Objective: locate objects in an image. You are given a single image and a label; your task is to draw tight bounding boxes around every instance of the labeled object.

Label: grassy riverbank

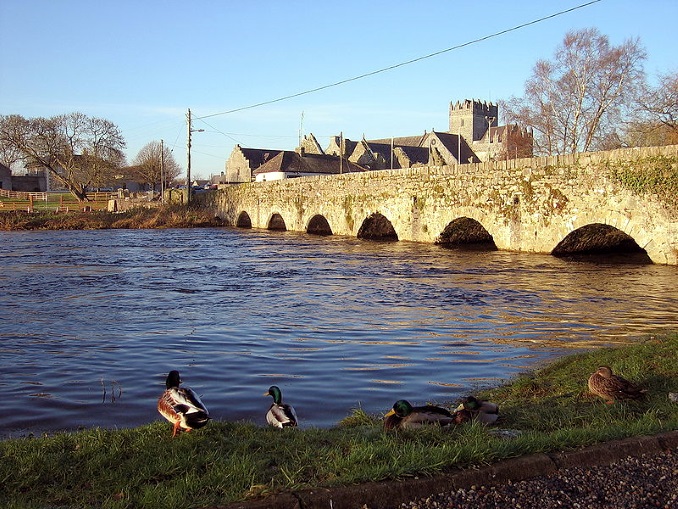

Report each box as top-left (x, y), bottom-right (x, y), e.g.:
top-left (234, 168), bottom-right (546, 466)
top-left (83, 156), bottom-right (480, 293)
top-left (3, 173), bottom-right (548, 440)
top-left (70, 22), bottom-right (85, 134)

top-left (2, 333), bottom-right (677, 508)
top-left (0, 204), bottom-right (224, 230)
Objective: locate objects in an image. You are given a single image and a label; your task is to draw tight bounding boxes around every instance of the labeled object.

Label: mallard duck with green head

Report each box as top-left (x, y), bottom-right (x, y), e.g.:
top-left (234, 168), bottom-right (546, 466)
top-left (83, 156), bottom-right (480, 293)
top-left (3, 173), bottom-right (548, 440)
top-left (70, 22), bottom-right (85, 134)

top-left (455, 395), bottom-right (500, 424)
top-left (588, 366), bottom-right (647, 404)
top-left (157, 370), bottom-right (211, 437)
top-left (264, 385), bottom-right (298, 428)
top-left (384, 399), bottom-right (465, 430)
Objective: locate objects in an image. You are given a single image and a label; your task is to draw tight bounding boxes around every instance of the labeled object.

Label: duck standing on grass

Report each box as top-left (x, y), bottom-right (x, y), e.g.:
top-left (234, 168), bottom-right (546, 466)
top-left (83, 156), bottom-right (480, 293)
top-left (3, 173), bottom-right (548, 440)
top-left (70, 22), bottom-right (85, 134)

top-left (157, 370), bottom-right (211, 437)
top-left (384, 399), bottom-right (462, 430)
top-left (264, 385), bottom-right (298, 428)
top-left (456, 396), bottom-right (500, 425)
top-left (588, 365), bottom-right (647, 404)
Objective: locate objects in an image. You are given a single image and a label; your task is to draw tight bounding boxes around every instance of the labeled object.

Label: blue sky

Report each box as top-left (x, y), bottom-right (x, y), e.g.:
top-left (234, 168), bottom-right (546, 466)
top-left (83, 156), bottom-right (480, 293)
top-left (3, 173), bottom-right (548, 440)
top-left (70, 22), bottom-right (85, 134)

top-left (1, 0), bottom-right (676, 180)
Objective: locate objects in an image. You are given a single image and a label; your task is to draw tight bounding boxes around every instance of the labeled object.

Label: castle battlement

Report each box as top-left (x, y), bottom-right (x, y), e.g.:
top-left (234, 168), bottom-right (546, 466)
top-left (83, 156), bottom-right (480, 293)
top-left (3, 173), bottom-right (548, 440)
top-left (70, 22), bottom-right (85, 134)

top-left (449, 98), bottom-right (499, 144)
top-left (450, 99), bottom-right (498, 116)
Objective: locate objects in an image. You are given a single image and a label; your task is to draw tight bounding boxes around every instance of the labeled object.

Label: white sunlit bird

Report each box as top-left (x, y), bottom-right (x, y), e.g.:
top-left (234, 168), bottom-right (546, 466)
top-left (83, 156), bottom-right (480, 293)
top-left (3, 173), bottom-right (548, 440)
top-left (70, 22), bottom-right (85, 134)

top-left (157, 370), bottom-right (211, 437)
top-left (264, 385), bottom-right (298, 428)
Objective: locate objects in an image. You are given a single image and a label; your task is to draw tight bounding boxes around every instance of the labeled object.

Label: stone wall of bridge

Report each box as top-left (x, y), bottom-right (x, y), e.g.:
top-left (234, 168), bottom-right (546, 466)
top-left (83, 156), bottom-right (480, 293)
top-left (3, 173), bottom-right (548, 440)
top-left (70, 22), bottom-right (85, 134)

top-left (201, 145), bottom-right (678, 265)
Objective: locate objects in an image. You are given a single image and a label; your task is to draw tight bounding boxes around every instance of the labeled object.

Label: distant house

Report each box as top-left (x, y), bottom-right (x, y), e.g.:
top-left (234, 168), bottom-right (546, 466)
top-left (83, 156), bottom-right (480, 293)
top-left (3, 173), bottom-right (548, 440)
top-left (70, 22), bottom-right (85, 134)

top-left (223, 98), bottom-right (532, 181)
top-left (325, 135), bottom-right (358, 159)
top-left (355, 131), bottom-right (468, 169)
top-left (347, 139), bottom-right (390, 169)
top-left (424, 131), bottom-right (470, 165)
top-left (224, 146), bottom-right (283, 184)
top-left (297, 133), bottom-right (324, 155)
top-left (0, 163), bottom-right (11, 190)
top-left (322, 100), bottom-right (531, 170)
top-left (313, 133), bottom-right (435, 170)
top-left (11, 173), bottom-right (47, 192)
top-left (448, 99), bottom-right (533, 162)
top-left (0, 162), bottom-right (48, 192)
top-left (253, 149), bottom-right (366, 182)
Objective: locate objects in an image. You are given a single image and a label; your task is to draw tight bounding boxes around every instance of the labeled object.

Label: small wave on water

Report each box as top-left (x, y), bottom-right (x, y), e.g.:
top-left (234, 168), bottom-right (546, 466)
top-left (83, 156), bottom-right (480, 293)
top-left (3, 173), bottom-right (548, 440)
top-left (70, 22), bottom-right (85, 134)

top-left (0, 227), bottom-right (676, 437)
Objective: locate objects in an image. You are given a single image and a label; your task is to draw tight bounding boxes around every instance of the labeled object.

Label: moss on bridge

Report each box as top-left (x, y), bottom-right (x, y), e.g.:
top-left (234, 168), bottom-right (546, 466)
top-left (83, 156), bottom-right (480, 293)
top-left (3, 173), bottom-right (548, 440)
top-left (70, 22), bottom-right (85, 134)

top-left (201, 145), bottom-right (678, 264)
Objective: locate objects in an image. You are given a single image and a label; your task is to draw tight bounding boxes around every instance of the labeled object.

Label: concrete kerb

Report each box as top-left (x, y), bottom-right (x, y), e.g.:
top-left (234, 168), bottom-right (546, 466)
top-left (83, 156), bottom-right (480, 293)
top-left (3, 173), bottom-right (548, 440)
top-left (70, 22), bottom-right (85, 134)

top-left (220, 431), bottom-right (678, 509)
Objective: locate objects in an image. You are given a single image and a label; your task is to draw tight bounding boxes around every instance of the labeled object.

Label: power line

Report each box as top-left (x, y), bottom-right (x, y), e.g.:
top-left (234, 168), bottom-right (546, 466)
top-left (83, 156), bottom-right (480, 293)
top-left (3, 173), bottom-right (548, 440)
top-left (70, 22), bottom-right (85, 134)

top-left (197, 0), bottom-right (602, 120)
top-left (194, 117), bottom-right (243, 145)
top-left (194, 116), bottom-right (300, 143)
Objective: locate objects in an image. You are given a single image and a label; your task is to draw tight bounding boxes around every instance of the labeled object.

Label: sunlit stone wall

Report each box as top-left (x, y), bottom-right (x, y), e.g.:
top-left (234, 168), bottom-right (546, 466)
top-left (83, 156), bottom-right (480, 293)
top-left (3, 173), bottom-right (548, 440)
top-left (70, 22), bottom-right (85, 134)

top-left (202, 145), bottom-right (678, 265)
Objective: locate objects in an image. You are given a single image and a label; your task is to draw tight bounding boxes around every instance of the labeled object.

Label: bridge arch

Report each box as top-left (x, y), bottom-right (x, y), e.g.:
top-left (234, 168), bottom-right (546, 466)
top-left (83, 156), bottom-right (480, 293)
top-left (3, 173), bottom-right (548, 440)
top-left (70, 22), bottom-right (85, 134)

top-left (552, 223), bottom-right (651, 262)
top-left (307, 214), bottom-right (332, 236)
top-left (357, 212), bottom-right (398, 241)
top-left (205, 146), bottom-right (678, 264)
top-left (268, 213), bottom-right (287, 231)
top-left (436, 217), bottom-right (497, 250)
top-left (236, 211), bottom-right (252, 228)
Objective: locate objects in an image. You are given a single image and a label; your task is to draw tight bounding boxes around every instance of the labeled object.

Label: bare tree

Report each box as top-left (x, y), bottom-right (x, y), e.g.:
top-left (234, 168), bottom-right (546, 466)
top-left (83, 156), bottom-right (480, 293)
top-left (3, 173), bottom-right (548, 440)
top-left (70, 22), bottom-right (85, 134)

top-left (642, 71), bottom-right (678, 131)
top-left (623, 70), bottom-right (678, 146)
top-left (0, 113), bottom-right (126, 200)
top-left (131, 141), bottom-right (182, 192)
top-left (505, 28), bottom-right (646, 155)
top-left (0, 135), bottom-right (23, 170)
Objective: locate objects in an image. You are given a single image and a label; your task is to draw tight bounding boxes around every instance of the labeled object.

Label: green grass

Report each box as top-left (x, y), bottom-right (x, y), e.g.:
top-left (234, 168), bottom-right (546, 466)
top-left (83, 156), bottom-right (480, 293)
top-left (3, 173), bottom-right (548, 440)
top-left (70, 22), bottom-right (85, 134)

top-left (2, 333), bottom-right (677, 508)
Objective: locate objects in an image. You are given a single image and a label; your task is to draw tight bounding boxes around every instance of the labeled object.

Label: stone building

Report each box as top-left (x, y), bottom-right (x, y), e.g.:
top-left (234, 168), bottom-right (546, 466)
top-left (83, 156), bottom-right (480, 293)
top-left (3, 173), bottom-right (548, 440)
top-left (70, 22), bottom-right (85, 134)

top-left (223, 98), bottom-right (532, 181)
top-left (11, 173), bottom-right (46, 192)
top-left (0, 163), bottom-right (11, 190)
top-left (297, 133), bottom-right (324, 155)
top-left (223, 146), bottom-right (284, 184)
top-left (449, 99), bottom-right (532, 162)
top-left (253, 149), bottom-right (365, 182)
top-left (0, 162), bottom-right (48, 192)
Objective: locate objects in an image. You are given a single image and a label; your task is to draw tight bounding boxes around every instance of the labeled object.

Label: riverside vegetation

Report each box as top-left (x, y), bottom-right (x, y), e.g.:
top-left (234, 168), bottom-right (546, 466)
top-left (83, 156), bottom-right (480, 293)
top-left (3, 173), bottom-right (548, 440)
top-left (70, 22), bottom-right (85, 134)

top-left (1, 333), bottom-right (677, 508)
top-left (0, 203), bottom-right (225, 230)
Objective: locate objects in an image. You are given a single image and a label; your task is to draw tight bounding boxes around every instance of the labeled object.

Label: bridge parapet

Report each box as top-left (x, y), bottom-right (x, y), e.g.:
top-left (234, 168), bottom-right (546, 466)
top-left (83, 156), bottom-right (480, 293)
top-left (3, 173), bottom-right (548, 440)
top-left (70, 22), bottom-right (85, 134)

top-left (202, 145), bottom-right (678, 265)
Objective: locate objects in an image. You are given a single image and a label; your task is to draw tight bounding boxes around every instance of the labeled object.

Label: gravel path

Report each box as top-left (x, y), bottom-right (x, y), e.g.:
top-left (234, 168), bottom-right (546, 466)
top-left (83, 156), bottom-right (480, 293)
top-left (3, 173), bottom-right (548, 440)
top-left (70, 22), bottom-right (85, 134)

top-left (224, 433), bottom-right (678, 509)
top-left (399, 448), bottom-right (678, 509)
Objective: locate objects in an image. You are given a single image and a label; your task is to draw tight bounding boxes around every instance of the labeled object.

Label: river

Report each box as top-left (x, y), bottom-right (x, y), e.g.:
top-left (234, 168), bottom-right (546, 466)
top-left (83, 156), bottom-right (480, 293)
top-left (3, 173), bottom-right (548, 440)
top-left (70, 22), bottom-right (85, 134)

top-left (0, 227), bottom-right (676, 438)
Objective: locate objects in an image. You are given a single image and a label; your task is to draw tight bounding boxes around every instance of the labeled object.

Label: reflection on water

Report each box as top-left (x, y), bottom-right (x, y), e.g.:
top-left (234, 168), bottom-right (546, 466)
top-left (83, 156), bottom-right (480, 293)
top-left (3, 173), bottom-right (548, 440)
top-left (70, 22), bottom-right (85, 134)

top-left (0, 228), bottom-right (676, 437)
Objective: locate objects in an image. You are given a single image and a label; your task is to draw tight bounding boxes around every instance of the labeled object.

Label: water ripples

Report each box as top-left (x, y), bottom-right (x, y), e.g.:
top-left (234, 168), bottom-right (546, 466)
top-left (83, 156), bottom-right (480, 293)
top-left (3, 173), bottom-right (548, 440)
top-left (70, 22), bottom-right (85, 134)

top-left (0, 227), bottom-right (676, 437)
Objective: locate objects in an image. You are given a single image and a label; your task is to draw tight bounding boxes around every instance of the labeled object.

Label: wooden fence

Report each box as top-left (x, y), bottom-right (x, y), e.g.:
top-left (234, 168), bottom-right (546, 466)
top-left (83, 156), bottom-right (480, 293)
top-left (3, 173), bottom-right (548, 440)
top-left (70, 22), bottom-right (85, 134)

top-left (0, 188), bottom-right (48, 201)
top-left (0, 190), bottom-right (116, 212)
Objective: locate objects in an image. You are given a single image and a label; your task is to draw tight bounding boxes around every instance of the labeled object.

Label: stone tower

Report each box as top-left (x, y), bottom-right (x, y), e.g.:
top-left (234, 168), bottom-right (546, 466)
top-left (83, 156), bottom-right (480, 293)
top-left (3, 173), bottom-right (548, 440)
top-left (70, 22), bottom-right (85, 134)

top-left (449, 99), bottom-right (498, 142)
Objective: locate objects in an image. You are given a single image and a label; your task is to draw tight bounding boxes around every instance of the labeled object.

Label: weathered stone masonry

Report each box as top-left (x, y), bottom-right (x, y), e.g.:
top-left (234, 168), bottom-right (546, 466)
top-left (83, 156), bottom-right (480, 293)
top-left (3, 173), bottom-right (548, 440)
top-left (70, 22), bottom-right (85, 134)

top-left (201, 145), bottom-right (678, 265)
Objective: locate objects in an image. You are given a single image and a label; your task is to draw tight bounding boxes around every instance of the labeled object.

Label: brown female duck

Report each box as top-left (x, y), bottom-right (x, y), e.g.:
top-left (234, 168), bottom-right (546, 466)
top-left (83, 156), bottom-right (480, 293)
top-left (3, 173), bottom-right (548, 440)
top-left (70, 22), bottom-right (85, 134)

top-left (588, 366), bottom-right (647, 404)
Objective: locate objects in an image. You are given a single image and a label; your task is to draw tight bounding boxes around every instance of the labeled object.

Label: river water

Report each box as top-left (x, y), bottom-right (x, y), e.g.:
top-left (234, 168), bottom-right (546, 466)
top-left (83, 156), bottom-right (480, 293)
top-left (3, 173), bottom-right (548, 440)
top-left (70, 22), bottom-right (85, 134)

top-left (0, 227), bottom-right (676, 438)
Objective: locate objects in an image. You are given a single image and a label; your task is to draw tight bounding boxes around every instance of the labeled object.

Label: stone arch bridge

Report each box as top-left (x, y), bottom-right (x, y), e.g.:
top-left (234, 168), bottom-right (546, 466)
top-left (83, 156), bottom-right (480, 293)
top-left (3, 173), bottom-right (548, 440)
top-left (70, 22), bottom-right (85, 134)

top-left (201, 145), bottom-right (678, 265)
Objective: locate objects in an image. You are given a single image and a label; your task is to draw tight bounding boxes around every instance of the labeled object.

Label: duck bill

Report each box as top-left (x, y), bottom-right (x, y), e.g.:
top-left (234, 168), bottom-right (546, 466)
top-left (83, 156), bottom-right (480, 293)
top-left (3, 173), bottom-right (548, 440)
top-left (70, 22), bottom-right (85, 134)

top-left (385, 409), bottom-right (396, 418)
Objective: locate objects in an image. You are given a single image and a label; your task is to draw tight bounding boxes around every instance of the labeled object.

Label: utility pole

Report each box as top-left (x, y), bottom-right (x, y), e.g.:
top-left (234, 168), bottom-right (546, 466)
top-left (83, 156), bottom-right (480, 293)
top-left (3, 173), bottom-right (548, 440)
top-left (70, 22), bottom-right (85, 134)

top-left (186, 108), bottom-right (204, 204)
top-left (299, 111), bottom-right (304, 148)
top-left (186, 109), bottom-right (192, 204)
top-left (486, 116), bottom-right (495, 162)
top-left (391, 137), bottom-right (394, 170)
top-left (339, 131), bottom-right (343, 174)
top-left (160, 139), bottom-right (165, 204)
top-left (458, 125), bottom-right (461, 165)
